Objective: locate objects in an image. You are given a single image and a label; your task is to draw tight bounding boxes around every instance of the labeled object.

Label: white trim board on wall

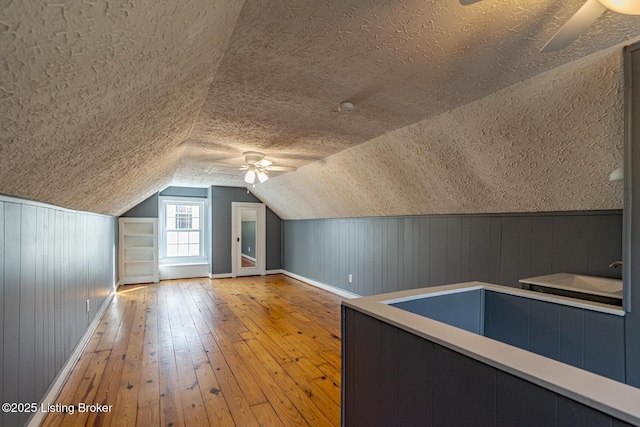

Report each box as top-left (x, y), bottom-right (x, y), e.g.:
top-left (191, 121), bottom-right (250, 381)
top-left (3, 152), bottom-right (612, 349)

top-left (280, 270), bottom-right (361, 299)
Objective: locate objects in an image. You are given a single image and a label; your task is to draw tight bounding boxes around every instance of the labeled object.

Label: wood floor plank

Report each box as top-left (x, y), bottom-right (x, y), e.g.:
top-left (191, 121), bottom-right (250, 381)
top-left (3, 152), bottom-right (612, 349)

top-left (41, 274), bottom-right (343, 427)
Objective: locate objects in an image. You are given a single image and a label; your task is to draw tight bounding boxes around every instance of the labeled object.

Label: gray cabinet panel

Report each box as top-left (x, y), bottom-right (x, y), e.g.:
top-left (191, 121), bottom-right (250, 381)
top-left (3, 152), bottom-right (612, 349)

top-left (496, 371), bottom-right (557, 427)
top-left (484, 292), bottom-right (529, 350)
top-left (433, 345), bottom-right (496, 426)
top-left (528, 299), bottom-right (560, 360)
top-left (583, 310), bottom-right (625, 382)
top-left (397, 329), bottom-right (433, 427)
top-left (558, 306), bottom-right (584, 369)
top-left (379, 323), bottom-right (398, 427)
top-left (558, 395), bottom-right (612, 427)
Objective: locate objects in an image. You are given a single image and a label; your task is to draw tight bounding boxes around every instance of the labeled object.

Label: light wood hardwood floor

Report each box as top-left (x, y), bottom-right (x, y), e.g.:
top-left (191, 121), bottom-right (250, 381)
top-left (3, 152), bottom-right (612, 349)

top-left (41, 274), bottom-right (344, 426)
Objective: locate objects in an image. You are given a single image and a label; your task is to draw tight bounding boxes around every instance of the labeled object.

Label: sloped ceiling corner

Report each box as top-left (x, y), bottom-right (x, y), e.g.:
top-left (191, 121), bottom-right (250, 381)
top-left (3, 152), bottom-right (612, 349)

top-left (253, 48), bottom-right (625, 220)
top-left (0, 0), bottom-right (245, 216)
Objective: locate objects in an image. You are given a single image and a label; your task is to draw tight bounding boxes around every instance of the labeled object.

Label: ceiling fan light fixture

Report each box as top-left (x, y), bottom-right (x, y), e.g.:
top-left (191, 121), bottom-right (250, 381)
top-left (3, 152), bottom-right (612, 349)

top-left (598, 0), bottom-right (640, 14)
top-left (257, 170), bottom-right (269, 183)
top-left (244, 169), bottom-right (256, 184)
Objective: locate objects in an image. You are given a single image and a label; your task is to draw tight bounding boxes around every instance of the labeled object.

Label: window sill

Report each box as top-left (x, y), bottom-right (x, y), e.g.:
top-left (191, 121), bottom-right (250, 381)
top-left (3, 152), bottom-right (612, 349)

top-left (159, 257), bottom-right (208, 267)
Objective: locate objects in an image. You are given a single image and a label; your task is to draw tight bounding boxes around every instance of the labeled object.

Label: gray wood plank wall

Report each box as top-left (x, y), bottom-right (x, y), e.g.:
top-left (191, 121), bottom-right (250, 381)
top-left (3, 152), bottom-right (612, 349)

top-left (284, 211), bottom-right (622, 297)
top-left (343, 307), bottom-right (634, 427)
top-left (0, 199), bottom-right (116, 427)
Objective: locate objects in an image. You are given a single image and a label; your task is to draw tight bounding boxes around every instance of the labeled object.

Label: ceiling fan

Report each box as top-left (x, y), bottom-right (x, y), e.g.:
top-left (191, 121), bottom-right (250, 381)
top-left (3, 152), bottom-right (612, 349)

top-left (460, 0), bottom-right (640, 52)
top-left (208, 151), bottom-right (297, 184)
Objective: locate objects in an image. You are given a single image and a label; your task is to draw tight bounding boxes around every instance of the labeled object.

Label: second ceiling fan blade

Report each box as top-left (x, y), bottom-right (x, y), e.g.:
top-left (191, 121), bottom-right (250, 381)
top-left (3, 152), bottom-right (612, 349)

top-left (541, 0), bottom-right (607, 52)
top-left (264, 165), bottom-right (298, 172)
top-left (459, 0), bottom-right (483, 5)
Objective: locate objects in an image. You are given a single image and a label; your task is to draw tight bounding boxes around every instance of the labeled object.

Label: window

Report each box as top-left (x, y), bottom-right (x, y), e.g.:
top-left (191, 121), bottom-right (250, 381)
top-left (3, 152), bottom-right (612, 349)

top-left (160, 197), bottom-right (207, 261)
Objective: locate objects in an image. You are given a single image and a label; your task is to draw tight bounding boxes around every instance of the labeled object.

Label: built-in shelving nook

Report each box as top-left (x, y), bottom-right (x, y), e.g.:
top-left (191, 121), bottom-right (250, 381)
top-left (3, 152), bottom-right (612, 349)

top-left (119, 217), bottom-right (159, 284)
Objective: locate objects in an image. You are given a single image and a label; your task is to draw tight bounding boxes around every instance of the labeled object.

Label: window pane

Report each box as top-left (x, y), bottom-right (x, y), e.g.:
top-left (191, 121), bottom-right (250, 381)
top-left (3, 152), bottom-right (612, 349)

top-left (192, 218), bottom-right (200, 230)
top-left (167, 245), bottom-right (178, 257)
top-left (177, 245), bottom-right (189, 256)
top-left (166, 215), bottom-right (176, 230)
top-left (189, 232), bottom-right (199, 244)
top-left (167, 205), bottom-right (176, 216)
top-left (188, 244), bottom-right (200, 256)
top-left (167, 232), bottom-right (178, 244)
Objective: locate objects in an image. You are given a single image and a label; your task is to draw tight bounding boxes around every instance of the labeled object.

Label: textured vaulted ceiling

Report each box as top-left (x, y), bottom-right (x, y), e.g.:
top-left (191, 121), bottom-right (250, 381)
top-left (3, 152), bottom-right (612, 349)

top-left (1, 0), bottom-right (638, 217)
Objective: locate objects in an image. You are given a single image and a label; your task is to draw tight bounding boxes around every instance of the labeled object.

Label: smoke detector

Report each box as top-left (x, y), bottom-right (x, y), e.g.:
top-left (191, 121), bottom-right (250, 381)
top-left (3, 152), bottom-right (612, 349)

top-left (338, 101), bottom-right (354, 113)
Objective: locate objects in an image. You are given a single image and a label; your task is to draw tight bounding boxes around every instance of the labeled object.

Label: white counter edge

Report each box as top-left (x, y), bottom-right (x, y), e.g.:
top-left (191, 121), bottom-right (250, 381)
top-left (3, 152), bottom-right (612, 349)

top-left (343, 282), bottom-right (638, 425)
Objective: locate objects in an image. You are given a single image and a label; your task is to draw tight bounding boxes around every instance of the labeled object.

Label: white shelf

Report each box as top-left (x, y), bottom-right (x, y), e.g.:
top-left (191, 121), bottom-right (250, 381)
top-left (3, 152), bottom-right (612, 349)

top-left (119, 218), bottom-right (158, 285)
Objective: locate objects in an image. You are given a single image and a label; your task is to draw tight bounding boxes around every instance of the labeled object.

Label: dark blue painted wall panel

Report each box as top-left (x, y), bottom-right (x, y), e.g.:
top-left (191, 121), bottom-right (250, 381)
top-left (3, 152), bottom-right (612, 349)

top-left (343, 306), bottom-right (632, 427)
top-left (283, 211), bottom-right (621, 297)
top-left (484, 291), bottom-right (625, 383)
top-left (390, 289), bottom-right (483, 334)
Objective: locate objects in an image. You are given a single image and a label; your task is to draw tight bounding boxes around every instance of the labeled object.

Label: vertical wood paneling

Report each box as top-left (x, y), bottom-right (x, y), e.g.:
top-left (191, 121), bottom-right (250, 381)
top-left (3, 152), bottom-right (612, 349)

top-left (0, 198), bottom-right (117, 426)
top-left (460, 217), bottom-right (471, 283)
top-left (429, 218), bottom-right (447, 286)
top-left (583, 310), bottom-right (625, 382)
top-left (374, 220), bottom-right (383, 295)
top-left (403, 218), bottom-right (414, 291)
top-left (0, 202), bottom-right (4, 412)
top-left (363, 219), bottom-right (374, 296)
top-left (419, 217), bottom-right (430, 287)
top-left (35, 207), bottom-right (46, 399)
top-left (500, 217), bottom-right (520, 287)
top-left (588, 214), bottom-right (623, 278)
top-left (530, 216), bottom-right (553, 276)
top-left (46, 209), bottom-right (56, 386)
top-left (518, 217), bottom-right (533, 282)
top-left (379, 323), bottom-right (398, 427)
top-left (489, 217), bottom-right (502, 284)
top-left (19, 205), bottom-right (37, 422)
top-left (283, 211), bottom-right (621, 298)
top-left (3, 203), bottom-right (21, 427)
top-left (469, 217), bottom-right (491, 282)
top-left (559, 306), bottom-right (584, 370)
top-left (446, 217), bottom-right (462, 284)
top-left (387, 218), bottom-right (399, 293)
top-left (552, 215), bottom-right (589, 274)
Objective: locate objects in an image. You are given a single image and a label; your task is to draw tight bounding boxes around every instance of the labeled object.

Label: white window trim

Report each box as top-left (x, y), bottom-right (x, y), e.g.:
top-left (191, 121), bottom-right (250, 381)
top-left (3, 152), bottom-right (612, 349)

top-left (159, 196), bottom-right (208, 265)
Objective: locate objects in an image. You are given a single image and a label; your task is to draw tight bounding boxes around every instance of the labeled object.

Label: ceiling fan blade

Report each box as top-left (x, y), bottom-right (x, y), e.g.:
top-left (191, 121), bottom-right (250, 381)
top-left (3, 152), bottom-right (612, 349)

top-left (459, 0), bottom-right (482, 5)
top-left (541, 0), bottom-right (606, 52)
top-left (255, 159), bottom-right (273, 168)
top-left (207, 162), bottom-right (247, 171)
top-left (263, 165), bottom-right (297, 172)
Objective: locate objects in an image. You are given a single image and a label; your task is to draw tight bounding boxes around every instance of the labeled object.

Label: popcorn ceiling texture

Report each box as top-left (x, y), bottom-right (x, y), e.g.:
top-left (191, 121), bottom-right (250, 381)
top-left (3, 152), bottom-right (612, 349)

top-left (0, 0), bottom-right (636, 217)
top-left (0, 0), bottom-right (244, 215)
top-left (253, 49), bottom-right (625, 219)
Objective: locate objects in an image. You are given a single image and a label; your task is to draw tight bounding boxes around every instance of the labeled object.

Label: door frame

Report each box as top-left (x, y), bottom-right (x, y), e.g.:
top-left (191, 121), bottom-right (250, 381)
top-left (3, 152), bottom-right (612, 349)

top-left (231, 202), bottom-right (266, 277)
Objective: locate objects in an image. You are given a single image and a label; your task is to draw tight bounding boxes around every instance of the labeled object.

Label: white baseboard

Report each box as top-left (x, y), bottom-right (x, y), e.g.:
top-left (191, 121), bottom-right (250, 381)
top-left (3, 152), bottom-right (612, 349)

top-left (266, 269), bottom-right (284, 275)
top-left (209, 273), bottom-right (233, 279)
top-left (280, 270), bottom-right (361, 299)
top-left (27, 289), bottom-right (116, 427)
